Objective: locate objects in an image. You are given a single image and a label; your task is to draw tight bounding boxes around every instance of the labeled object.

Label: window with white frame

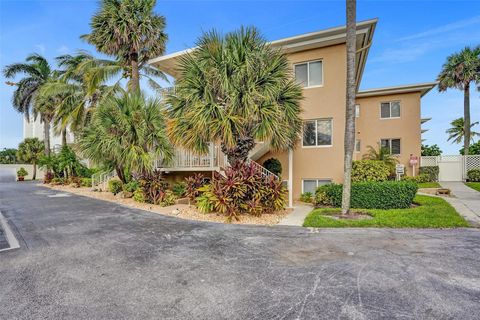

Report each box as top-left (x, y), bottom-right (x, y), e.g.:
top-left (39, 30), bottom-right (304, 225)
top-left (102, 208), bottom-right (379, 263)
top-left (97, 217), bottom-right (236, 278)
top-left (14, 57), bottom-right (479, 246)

top-left (381, 138), bottom-right (401, 155)
top-left (302, 179), bottom-right (332, 194)
top-left (294, 60), bottom-right (323, 87)
top-left (355, 104), bottom-right (360, 118)
top-left (380, 101), bottom-right (400, 119)
top-left (302, 119), bottom-right (332, 147)
top-left (355, 139), bottom-right (361, 152)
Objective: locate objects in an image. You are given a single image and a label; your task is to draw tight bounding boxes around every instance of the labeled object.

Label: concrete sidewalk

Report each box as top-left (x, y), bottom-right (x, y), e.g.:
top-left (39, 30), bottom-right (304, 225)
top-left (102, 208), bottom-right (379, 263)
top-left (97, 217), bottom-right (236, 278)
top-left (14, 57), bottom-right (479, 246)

top-left (278, 203), bottom-right (313, 226)
top-left (439, 181), bottom-right (480, 226)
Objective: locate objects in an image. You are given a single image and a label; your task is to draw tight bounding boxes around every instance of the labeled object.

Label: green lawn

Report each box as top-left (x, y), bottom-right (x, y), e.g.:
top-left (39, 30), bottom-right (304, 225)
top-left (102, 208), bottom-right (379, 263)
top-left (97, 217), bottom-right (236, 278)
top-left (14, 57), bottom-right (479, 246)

top-left (418, 182), bottom-right (441, 188)
top-left (303, 195), bottom-right (469, 228)
top-left (465, 182), bottom-right (480, 192)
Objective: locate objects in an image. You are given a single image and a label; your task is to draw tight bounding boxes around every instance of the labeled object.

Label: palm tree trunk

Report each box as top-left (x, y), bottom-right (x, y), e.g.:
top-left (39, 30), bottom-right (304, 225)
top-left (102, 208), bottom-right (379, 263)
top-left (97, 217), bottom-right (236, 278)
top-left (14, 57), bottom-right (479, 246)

top-left (464, 83), bottom-right (471, 155)
top-left (32, 161), bottom-right (37, 180)
top-left (221, 135), bottom-right (256, 166)
top-left (43, 118), bottom-right (51, 157)
top-left (341, 0), bottom-right (357, 215)
top-left (129, 52), bottom-right (140, 92)
top-left (115, 166), bottom-right (126, 183)
top-left (62, 128), bottom-right (67, 146)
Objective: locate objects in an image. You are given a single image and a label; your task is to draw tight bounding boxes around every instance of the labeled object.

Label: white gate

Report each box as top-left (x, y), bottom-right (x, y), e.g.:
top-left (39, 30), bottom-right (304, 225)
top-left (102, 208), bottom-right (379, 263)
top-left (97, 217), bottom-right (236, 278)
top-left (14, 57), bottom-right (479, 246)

top-left (438, 155), bottom-right (463, 181)
top-left (420, 155), bottom-right (480, 182)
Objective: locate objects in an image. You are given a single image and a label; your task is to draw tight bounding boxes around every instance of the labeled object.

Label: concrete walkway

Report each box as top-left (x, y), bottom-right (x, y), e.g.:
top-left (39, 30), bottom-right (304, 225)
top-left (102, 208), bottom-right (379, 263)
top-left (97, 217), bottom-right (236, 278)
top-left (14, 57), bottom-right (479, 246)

top-left (439, 181), bottom-right (480, 226)
top-left (278, 203), bottom-right (313, 226)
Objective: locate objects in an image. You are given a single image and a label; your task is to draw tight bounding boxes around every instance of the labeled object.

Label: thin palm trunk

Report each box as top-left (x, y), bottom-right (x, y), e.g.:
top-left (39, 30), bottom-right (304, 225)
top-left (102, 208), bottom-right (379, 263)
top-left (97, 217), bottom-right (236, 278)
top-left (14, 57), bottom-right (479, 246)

top-left (62, 128), bottom-right (67, 146)
top-left (130, 52), bottom-right (140, 92)
top-left (43, 118), bottom-right (51, 157)
top-left (341, 0), bottom-right (357, 215)
top-left (464, 83), bottom-right (471, 155)
top-left (32, 161), bottom-right (37, 180)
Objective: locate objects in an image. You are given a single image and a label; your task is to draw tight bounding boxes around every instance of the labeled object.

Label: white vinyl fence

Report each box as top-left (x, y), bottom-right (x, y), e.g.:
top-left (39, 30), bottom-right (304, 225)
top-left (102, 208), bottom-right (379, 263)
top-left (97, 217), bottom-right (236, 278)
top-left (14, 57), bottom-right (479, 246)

top-left (420, 155), bottom-right (480, 181)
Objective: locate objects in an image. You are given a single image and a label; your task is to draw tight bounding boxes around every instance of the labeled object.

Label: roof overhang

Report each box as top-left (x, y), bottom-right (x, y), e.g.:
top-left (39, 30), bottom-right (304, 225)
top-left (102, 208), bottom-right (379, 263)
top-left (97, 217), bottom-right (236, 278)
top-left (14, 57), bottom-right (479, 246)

top-left (356, 82), bottom-right (438, 98)
top-left (148, 18), bottom-right (378, 88)
top-left (421, 117), bottom-right (432, 124)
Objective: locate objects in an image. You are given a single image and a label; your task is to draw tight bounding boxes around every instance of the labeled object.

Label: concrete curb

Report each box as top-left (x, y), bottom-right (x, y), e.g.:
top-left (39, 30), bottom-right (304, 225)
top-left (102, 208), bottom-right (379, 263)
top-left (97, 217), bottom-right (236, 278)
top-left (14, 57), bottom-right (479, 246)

top-left (0, 211), bottom-right (20, 252)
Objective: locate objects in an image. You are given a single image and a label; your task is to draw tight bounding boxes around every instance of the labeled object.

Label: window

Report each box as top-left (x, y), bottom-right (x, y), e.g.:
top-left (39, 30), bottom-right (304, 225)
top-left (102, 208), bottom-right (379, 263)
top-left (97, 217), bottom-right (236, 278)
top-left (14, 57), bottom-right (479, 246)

top-left (355, 139), bottom-right (361, 152)
top-left (302, 119), bottom-right (332, 147)
top-left (355, 104), bottom-right (360, 118)
top-left (295, 60), bottom-right (323, 87)
top-left (381, 138), bottom-right (401, 155)
top-left (380, 101), bottom-right (400, 119)
top-left (302, 179), bottom-right (331, 194)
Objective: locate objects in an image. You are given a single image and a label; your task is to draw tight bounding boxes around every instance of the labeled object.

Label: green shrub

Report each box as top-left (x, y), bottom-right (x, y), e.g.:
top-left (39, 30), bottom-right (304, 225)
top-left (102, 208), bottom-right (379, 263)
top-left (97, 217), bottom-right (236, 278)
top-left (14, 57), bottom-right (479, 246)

top-left (50, 177), bottom-right (65, 185)
top-left (160, 190), bottom-right (177, 207)
top-left (172, 182), bottom-right (186, 197)
top-left (263, 158), bottom-right (282, 176)
top-left (133, 188), bottom-right (146, 203)
top-left (401, 173), bottom-right (430, 184)
top-left (314, 186), bottom-right (332, 206)
top-left (16, 167), bottom-right (28, 178)
top-left (300, 192), bottom-right (313, 203)
top-left (81, 178), bottom-right (92, 187)
top-left (315, 181), bottom-right (418, 210)
top-left (351, 160), bottom-right (390, 182)
top-left (419, 166), bottom-right (439, 182)
top-left (467, 169), bottom-right (480, 182)
top-left (108, 179), bottom-right (123, 195)
top-left (123, 180), bottom-right (139, 192)
top-left (196, 185), bottom-right (215, 213)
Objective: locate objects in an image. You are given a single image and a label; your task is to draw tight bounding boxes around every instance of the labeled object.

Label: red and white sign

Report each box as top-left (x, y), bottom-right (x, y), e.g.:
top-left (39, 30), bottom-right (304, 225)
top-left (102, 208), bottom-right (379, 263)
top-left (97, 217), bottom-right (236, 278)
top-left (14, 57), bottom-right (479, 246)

top-left (409, 155), bottom-right (418, 166)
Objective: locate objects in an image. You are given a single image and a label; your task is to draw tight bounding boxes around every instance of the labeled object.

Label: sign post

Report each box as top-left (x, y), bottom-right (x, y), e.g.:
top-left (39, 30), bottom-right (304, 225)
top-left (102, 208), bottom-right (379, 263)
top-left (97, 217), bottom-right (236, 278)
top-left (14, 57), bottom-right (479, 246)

top-left (409, 154), bottom-right (418, 177)
top-left (396, 164), bottom-right (405, 181)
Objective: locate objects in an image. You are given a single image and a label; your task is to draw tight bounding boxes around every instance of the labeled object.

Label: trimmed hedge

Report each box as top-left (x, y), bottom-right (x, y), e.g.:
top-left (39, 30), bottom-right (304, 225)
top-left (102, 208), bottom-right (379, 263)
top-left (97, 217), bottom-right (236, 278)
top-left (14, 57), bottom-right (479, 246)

top-left (315, 181), bottom-right (418, 210)
top-left (351, 160), bottom-right (390, 182)
top-left (401, 173), bottom-right (431, 184)
top-left (419, 166), bottom-right (439, 182)
top-left (467, 169), bottom-right (480, 182)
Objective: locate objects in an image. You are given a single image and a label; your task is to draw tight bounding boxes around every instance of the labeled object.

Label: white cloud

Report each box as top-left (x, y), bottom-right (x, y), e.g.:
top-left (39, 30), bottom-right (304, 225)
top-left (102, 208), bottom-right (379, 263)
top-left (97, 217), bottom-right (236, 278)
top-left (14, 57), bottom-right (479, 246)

top-left (34, 43), bottom-right (46, 55)
top-left (57, 45), bottom-right (70, 54)
top-left (396, 15), bottom-right (480, 42)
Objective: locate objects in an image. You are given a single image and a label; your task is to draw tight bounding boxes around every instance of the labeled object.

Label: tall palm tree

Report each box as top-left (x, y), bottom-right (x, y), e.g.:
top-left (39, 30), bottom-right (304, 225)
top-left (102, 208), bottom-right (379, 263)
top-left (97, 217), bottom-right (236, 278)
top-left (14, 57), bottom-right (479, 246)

top-left (168, 27), bottom-right (303, 165)
top-left (342, 0), bottom-right (357, 215)
top-left (446, 117), bottom-right (480, 144)
top-left (77, 92), bottom-right (173, 183)
top-left (40, 52), bottom-right (122, 140)
top-left (437, 46), bottom-right (480, 155)
top-left (3, 53), bottom-right (55, 156)
top-left (81, 0), bottom-right (168, 92)
top-left (16, 138), bottom-right (44, 180)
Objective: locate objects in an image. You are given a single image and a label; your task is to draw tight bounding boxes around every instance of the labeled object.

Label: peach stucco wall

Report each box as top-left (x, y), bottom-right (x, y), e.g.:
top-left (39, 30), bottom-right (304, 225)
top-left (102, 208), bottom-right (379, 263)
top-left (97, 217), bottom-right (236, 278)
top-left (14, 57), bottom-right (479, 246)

top-left (355, 92), bottom-right (422, 177)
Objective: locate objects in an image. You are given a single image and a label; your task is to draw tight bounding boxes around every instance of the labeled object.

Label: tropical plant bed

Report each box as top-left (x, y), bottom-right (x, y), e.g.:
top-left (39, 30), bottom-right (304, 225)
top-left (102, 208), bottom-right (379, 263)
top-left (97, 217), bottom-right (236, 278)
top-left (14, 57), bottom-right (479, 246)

top-left (42, 184), bottom-right (289, 225)
top-left (303, 195), bottom-right (469, 228)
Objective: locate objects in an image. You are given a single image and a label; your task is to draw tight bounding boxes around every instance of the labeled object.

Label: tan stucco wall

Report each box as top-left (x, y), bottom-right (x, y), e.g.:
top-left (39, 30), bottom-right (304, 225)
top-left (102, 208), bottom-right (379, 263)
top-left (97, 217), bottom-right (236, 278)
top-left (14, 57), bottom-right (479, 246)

top-left (287, 44), bottom-right (347, 199)
top-left (355, 92), bottom-right (422, 177)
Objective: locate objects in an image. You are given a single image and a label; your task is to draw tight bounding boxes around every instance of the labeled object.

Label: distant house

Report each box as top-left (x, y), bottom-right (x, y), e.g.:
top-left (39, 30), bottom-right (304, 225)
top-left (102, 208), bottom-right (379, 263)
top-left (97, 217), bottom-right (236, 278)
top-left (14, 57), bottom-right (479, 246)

top-left (149, 19), bottom-right (435, 205)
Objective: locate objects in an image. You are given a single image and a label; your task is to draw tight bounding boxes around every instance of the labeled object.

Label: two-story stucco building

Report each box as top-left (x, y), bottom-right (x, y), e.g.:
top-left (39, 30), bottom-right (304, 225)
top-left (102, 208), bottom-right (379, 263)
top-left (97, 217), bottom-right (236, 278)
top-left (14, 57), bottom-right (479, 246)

top-left (149, 19), bottom-right (436, 206)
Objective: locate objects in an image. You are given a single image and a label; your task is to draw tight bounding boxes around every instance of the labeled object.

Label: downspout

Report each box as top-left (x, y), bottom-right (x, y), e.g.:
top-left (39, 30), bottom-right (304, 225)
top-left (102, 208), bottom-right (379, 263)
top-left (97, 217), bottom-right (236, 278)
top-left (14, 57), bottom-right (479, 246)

top-left (288, 149), bottom-right (293, 208)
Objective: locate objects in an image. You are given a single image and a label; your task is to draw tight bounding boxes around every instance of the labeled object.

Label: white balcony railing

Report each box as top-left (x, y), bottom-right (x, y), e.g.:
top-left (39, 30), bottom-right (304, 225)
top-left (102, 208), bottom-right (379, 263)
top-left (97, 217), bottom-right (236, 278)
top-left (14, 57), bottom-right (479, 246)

top-left (155, 144), bottom-right (228, 170)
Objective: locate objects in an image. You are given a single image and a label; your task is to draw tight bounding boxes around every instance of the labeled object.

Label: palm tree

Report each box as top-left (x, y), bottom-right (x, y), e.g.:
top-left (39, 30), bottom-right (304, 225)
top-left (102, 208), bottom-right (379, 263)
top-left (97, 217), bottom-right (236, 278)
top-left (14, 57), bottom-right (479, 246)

top-left (342, 0), bottom-right (357, 215)
top-left (3, 53), bottom-right (56, 156)
top-left (39, 52), bottom-right (122, 140)
top-left (77, 92), bottom-right (173, 183)
top-left (437, 46), bottom-right (480, 155)
top-left (362, 144), bottom-right (399, 172)
top-left (168, 27), bottom-right (303, 165)
top-left (16, 138), bottom-right (44, 180)
top-left (446, 117), bottom-right (480, 144)
top-left (81, 0), bottom-right (168, 92)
